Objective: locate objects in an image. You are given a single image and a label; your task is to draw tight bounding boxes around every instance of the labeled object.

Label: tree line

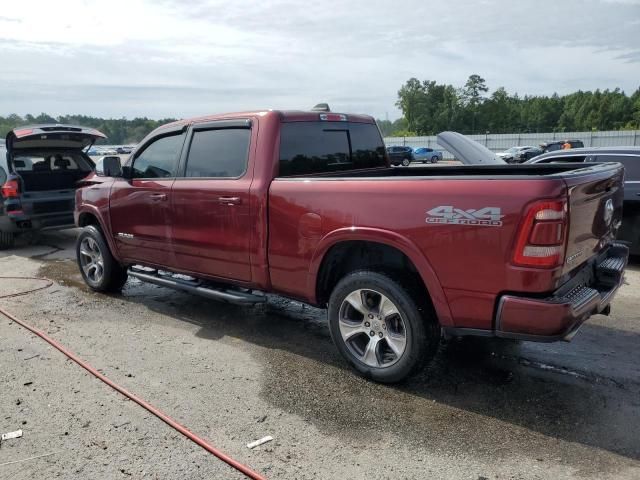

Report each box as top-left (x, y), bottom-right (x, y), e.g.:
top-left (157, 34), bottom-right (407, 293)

top-left (378, 75), bottom-right (640, 137)
top-left (0, 113), bottom-right (177, 144)
top-left (3, 77), bottom-right (639, 143)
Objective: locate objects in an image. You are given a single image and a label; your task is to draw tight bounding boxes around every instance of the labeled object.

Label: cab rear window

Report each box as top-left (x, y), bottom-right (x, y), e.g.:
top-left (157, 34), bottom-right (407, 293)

top-left (279, 122), bottom-right (386, 176)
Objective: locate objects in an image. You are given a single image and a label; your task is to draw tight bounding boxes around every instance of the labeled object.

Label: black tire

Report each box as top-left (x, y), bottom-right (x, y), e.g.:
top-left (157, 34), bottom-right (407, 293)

top-left (422, 160), bottom-right (427, 164)
top-left (328, 270), bottom-right (440, 383)
top-left (401, 157), bottom-right (411, 167)
top-left (76, 225), bottom-right (128, 292)
top-left (0, 231), bottom-right (15, 250)
top-left (431, 156), bottom-right (438, 163)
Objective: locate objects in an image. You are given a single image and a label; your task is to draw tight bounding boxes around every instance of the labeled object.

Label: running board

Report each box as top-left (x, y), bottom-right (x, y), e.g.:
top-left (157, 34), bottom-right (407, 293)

top-left (128, 269), bottom-right (266, 305)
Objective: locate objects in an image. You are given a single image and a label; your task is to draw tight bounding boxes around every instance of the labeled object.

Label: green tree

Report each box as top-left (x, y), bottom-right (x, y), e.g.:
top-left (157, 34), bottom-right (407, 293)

top-left (461, 74), bottom-right (488, 133)
top-left (395, 78), bottom-right (427, 133)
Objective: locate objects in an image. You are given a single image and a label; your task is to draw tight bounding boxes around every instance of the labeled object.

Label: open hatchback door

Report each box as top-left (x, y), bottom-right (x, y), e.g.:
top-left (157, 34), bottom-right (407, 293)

top-left (0, 124), bottom-right (106, 248)
top-left (6, 125), bottom-right (106, 152)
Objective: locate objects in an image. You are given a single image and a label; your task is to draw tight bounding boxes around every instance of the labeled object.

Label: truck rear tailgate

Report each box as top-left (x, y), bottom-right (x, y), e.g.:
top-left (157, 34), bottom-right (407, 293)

top-left (562, 163), bottom-right (625, 275)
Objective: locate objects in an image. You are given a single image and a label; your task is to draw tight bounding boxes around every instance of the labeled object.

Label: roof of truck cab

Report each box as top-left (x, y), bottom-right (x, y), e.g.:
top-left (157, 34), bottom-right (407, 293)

top-left (158, 110), bottom-right (376, 130)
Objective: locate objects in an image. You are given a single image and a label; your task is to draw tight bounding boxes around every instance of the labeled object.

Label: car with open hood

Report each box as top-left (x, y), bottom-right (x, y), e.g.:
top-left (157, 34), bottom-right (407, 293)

top-left (0, 124), bottom-right (105, 249)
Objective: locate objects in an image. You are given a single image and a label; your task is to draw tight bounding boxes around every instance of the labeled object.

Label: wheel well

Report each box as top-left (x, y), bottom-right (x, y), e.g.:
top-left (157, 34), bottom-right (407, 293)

top-left (316, 241), bottom-right (427, 306)
top-left (78, 212), bottom-right (101, 228)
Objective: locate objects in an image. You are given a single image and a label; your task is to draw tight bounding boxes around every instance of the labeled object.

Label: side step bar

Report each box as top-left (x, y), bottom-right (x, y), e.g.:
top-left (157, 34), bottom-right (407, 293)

top-left (128, 269), bottom-right (266, 305)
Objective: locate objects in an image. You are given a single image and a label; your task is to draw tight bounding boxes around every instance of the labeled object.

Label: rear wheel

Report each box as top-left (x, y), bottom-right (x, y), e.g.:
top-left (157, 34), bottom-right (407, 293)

top-left (431, 156), bottom-right (438, 163)
top-left (0, 231), bottom-right (15, 250)
top-left (328, 270), bottom-right (440, 383)
top-left (77, 225), bottom-right (128, 292)
top-left (402, 157), bottom-right (411, 167)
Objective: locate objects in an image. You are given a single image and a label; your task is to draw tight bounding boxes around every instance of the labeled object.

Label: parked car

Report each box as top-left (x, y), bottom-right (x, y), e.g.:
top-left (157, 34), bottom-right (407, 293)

top-left (116, 146), bottom-right (133, 154)
top-left (386, 146), bottom-right (414, 166)
top-left (496, 146), bottom-right (535, 163)
top-left (541, 139), bottom-right (584, 153)
top-left (525, 147), bottom-right (640, 255)
top-left (0, 125), bottom-right (104, 249)
top-left (512, 146), bottom-right (544, 163)
top-left (86, 147), bottom-right (104, 156)
top-left (0, 141), bottom-right (7, 185)
top-left (74, 112), bottom-right (627, 383)
top-left (413, 147), bottom-right (443, 163)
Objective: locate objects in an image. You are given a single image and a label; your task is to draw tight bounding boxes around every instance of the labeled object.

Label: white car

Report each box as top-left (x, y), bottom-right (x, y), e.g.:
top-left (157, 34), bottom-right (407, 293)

top-left (496, 146), bottom-right (535, 163)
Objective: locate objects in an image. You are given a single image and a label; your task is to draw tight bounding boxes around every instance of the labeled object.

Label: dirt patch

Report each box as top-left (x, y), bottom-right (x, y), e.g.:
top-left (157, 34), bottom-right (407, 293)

top-left (38, 259), bottom-right (88, 290)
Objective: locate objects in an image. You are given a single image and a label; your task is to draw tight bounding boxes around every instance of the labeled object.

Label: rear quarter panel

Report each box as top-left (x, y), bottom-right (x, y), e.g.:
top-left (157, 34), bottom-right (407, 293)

top-left (268, 176), bottom-right (567, 329)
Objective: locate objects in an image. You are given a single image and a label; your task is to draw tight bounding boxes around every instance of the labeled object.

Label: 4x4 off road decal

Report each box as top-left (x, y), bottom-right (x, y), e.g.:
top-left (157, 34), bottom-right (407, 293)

top-left (426, 206), bottom-right (504, 227)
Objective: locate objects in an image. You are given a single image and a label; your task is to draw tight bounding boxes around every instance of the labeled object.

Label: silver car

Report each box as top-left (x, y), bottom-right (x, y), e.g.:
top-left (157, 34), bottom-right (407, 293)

top-left (413, 147), bottom-right (443, 163)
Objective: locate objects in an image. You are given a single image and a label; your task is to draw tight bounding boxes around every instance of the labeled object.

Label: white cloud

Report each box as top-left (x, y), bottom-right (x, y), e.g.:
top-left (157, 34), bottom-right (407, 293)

top-left (0, 0), bottom-right (638, 119)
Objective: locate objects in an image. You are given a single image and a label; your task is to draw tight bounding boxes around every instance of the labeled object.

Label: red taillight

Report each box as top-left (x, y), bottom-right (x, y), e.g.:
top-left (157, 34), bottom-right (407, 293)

top-left (13, 128), bottom-right (34, 138)
top-left (1, 179), bottom-right (20, 199)
top-left (513, 200), bottom-right (567, 268)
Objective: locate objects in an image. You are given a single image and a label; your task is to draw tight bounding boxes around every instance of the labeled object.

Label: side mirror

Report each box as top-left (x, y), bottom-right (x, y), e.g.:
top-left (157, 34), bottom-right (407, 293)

top-left (102, 156), bottom-right (123, 177)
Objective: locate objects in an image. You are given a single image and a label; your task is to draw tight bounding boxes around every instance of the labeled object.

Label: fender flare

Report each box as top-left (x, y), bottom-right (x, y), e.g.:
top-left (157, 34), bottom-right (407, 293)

top-left (76, 205), bottom-right (122, 263)
top-left (308, 227), bottom-right (453, 327)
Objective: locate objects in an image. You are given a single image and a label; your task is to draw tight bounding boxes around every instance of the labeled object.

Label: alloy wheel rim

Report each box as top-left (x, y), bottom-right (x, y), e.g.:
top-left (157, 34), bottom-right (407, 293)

top-left (79, 237), bottom-right (105, 284)
top-left (338, 289), bottom-right (408, 368)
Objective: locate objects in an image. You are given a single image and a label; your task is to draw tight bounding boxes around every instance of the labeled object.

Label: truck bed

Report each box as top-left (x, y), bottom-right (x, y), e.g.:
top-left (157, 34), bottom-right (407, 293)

top-left (286, 162), bottom-right (619, 179)
top-left (268, 161), bottom-right (625, 332)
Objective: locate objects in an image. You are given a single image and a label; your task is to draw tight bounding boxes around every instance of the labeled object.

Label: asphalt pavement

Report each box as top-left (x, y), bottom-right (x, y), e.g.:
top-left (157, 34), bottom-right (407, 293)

top-left (1, 229), bottom-right (639, 479)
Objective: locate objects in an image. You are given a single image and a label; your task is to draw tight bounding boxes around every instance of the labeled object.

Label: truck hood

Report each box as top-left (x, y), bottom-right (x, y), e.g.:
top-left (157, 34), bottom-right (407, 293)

top-left (6, 125), bottom-right (106, 152)
top-left (437, 131), bottom-right (506, 165)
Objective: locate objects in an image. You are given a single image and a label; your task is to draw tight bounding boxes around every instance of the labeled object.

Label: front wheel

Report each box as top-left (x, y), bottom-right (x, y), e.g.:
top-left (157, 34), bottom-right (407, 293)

top-left (328, 270), bottom-right (440, 383)
top-left (401, 157), bottom-right (411, 167)
top-left (77, 225), bottom-right (128, 292)
top-left (431, 156), bottom-right (439, 163)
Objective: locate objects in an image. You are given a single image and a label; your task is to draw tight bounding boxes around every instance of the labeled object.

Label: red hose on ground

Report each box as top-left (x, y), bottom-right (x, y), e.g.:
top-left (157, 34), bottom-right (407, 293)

top-left (0, 276), bottom-right (266, 480)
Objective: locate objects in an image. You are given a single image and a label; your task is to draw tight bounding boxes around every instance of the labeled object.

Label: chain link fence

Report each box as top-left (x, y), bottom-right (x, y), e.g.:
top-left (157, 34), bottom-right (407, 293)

top-left (384, 130), bottom-right (640, 159)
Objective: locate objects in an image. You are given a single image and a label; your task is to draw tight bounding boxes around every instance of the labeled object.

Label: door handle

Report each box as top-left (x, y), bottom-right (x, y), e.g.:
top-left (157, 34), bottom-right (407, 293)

top-left (218, 196), bottom-right (242, 205)
top-left (149, 193), bottom-right (168, 201)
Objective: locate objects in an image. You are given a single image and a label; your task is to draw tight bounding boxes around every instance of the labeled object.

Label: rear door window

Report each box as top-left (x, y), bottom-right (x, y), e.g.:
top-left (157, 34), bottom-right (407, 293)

top-left (537, 155), bottom-right (586, 164)
top-left (184, 128), bottom-right (251, 178)
top-left (132, 132), bottom-right (185, 179)
top-left (597, 155), bottom-right (640, 180)
top-left (279, 122), bottom-right (386, 176)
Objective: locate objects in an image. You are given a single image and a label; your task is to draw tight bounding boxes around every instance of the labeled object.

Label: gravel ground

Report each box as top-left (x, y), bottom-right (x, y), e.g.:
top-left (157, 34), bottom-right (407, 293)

top-left (1, 229), bottom-right (639, 479)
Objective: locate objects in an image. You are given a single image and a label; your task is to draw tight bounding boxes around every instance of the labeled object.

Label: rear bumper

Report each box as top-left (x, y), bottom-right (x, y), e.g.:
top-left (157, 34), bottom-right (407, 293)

top-left (495, 243), bottom-right (629, 341)
top-left (0, 212), bottom-right (75, 233)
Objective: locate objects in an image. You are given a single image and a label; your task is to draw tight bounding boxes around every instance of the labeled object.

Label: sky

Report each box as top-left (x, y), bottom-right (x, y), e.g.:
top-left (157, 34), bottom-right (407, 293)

top-left (1, 0), bottom-right (639, 120)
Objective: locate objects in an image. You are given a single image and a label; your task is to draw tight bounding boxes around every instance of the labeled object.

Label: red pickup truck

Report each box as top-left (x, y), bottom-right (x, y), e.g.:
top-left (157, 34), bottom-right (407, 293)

top-left (74, 110), bottom-right (628, 383)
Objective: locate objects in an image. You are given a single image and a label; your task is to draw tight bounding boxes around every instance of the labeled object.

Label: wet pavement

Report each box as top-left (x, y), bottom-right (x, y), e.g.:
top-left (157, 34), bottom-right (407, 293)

top-left (1, 229), bottom-right (639, 479)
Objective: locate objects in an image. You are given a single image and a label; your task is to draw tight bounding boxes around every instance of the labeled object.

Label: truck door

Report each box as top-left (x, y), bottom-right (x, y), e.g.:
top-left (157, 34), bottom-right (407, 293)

top-left (109, 128), bottom-right (186, 266)
top-left (169, 120), bottom-right (253, 282)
